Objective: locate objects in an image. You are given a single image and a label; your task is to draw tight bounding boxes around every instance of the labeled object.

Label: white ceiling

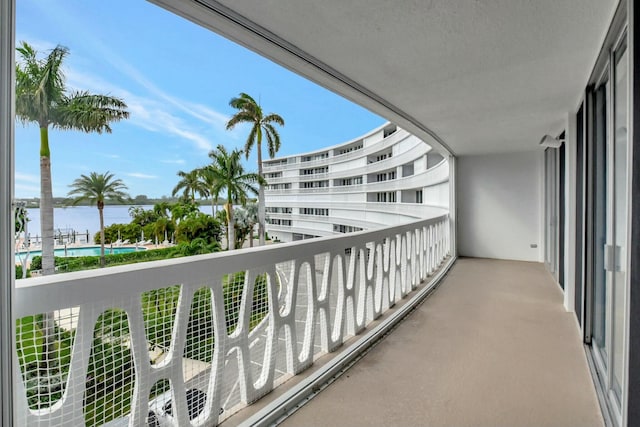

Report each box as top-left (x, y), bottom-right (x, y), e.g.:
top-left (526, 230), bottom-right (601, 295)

top-left (152, 0), bottom-right (619, 155)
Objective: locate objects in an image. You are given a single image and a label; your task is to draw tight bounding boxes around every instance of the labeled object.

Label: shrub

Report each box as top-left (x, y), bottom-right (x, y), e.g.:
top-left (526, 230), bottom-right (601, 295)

top-left (35, 244), bottom-right (222, 274)
top-left (94, 223), bottom-right (142, 244)
top-left (168, 239), bottom-right (220, 257)
top-left (15, 264), bottom-right (31, 279)
top-left (30, 256), bottom-right (42, 270)
top-left (174, 213), bottom-right (221, 245)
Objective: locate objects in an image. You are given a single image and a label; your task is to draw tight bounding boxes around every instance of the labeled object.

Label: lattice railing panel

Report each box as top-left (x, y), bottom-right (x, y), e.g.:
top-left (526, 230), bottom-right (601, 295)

top-left (15, 215), bottom-right (449, 426)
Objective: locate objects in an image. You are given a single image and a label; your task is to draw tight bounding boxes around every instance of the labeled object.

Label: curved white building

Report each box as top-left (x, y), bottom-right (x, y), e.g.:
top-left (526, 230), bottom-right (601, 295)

top-left (263, 123), bottom-right (449, 242)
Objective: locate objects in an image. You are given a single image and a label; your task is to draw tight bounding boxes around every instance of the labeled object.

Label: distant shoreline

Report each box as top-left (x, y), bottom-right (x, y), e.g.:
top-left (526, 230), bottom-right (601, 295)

top-left (15, 197), bottom-right (229, 209)
top-left (20, 204), bottom-right (225, 240)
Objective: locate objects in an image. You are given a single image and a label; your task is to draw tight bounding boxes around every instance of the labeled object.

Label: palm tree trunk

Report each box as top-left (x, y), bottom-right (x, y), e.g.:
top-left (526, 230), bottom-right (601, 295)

top-left (99, 204), bottom-right (105, 267)
top-left (39, 126), bottom-right (57, 372)
top-left (226, 202), bottom-right (235, 250)
top-left (40, 127), bottom-right (55, 275)
top-left (257, 141), bottom-right (265, 246)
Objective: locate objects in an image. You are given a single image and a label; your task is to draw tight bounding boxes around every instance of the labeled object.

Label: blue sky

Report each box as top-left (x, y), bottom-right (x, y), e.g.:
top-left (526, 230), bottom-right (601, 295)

top-left (15, 0), bottom-right (384, 199)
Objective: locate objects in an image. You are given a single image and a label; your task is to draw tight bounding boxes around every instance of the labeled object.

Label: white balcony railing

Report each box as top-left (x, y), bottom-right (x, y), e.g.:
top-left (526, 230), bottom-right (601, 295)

top-left (298, 172), bottom-right (329, 180)
top-left (14, 214), bottom-right (450, 426)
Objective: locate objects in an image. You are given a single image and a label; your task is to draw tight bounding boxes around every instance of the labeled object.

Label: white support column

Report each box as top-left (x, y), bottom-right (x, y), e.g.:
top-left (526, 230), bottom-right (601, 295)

top-left (449, 154), bottom-right (457, 256)
top-left (0, 0), bottom-right (16, 425)
top-left (537, 149), bottom-right (546, 263)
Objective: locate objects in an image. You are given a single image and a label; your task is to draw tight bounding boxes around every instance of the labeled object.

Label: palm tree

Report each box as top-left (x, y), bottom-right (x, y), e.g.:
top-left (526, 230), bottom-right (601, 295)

top-left (205, 144), bottom-right (264, 250)
top-left (152, 216), bottom-right (172, 243)
top-left (226, 92), bottom-right (284, 246)
top-left (67, 172), bottom-right (129, 267)
top-left (153, 201), bottom-right (172, 218)
top-left (243, 202), bottom-right (259, 248)
top-left (235, 202), bottom-right (259, 248)
top-left (172, 169), bottom-right (208, 201)
top-left (15, 42), bottom-right (129, 276)
top-left (197, 165), bottom-right (221, 216)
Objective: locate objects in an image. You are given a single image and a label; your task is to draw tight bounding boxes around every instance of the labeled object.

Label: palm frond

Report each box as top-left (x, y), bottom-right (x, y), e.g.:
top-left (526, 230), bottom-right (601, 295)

top-left (263, 113), bottom-right (285, 127)
top-left (67, 171), bottom-right (130, 205)
top-left (53, 92), bottom-right (129, 133)
top-left (15, 42), bottom-right (69, 126)
top-left (244, 125), bottom-right (259, 159)
top-left (263, 123), bottom-right (282, 158)
top-left (225, 111), bottom-right (256, 130)
top-left (229, 92), bottom-right (260, 113)
top-left (171, 168), bottom-right (208, 200)
top-left (16, 42), bottom-right (130, 136)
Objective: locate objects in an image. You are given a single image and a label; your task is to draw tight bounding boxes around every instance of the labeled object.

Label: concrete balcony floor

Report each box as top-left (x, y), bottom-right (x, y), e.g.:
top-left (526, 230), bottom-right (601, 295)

top-left (282, 258), bottom-right (603, 427)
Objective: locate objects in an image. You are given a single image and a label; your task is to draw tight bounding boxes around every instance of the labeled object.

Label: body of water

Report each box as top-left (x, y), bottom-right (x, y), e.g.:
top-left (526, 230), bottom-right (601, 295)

top-left (23, 205), bottom-right (219, 241)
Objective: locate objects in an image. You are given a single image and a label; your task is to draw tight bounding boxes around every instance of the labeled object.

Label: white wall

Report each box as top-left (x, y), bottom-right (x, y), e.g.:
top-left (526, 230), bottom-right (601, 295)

top-left (457, 151), bottom-right (543, 262)
top-left (423, 181), bottom-right (449, 208)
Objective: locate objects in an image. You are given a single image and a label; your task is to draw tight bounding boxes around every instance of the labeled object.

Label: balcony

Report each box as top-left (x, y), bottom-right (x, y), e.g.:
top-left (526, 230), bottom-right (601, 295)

top-left (12, 213), bottom-right (604, 426)
top-left (297, 172), bottom-right (330, 181)
top-left (14, 215), bottom-right (450, 426)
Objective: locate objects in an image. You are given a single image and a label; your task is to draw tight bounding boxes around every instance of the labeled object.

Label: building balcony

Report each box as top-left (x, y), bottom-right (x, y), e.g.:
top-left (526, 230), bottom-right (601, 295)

top-left (14, 215), bottom-right (451, 426)
top-left (11, 211), bottom-right (604, 426)
top-left (262, 129), bottom-right (414, 174)
top-left (2, 0), bottom-right (633, 424)
top-left (297, 172), bottom-right (330, 181)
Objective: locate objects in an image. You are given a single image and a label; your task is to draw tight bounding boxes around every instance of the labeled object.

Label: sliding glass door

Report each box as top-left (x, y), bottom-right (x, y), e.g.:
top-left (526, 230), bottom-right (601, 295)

top-left (586, 32), bottom-right (628, 423)
top-left (591, 77), bottom-right (608, 372)
top-left (610, 39), bottom-right (628, 405)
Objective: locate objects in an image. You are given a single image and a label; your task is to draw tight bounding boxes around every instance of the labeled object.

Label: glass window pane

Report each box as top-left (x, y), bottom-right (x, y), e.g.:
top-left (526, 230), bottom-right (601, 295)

top-left (592, 81), bottom-right (608, 364)
top-left (611, 44), bottom-right (628, 400)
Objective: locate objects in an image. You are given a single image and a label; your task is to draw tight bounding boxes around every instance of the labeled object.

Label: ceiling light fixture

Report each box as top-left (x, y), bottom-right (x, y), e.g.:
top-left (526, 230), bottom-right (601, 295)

top-left (539, 134), bottom-right (564, 148)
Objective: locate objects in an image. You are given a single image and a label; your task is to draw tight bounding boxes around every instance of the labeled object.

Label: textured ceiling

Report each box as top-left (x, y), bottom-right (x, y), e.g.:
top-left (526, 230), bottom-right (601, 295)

top-left (153, 0), bottom-right (618, 155)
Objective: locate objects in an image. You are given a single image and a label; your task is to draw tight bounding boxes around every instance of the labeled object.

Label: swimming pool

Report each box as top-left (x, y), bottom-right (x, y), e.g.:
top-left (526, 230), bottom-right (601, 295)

top-left (15, 246), bottom-right (146, 262)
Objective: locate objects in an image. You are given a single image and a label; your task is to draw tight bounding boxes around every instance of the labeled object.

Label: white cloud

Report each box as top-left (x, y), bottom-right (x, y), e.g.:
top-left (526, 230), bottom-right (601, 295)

top-left (164, 124), bottom-right (213, 152)
top-left (180, 100), bottom-right (230, 128)
top-left (15, 183), bottom-right (40, 194)
top-left (65, 68), bottom-right (216, 153)
top-left (15, 173), bottom-right (40, 183)
top-left (96, 54), bottom-right (230, 130)
top-left (125, 172), bottom-right (158, 179)
top-left (161, 159), bottom-right (186, 165)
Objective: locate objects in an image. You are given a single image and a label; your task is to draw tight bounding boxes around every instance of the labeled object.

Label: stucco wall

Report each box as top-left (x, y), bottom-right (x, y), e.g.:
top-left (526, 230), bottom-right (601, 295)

top-left (457, 151), bottom-right (543, 262)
